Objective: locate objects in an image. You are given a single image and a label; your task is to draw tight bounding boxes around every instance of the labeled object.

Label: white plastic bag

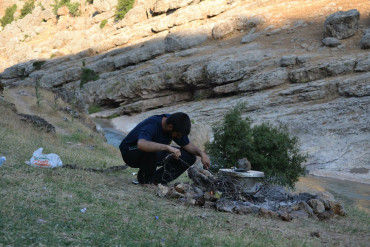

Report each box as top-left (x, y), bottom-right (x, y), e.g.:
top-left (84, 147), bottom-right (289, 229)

top-left (29, 148), bottom-right (63, 168)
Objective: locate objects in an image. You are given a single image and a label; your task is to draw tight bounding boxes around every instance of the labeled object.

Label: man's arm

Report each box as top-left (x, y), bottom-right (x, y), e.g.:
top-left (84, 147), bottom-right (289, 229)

top-left (137, 139), bottom-right (181, 159)
top-left (182, 142), bottom-right (211, 169)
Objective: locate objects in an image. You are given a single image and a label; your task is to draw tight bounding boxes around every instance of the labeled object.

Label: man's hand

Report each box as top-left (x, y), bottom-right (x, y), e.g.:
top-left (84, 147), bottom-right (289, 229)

top-left (200, 153), bottom-right (211, 170)
top-left (168, 146), bottom-right (181, 159)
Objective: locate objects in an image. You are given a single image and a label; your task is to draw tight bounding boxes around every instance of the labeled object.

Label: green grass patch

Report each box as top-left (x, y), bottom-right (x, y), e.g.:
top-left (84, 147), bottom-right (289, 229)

top-left (80, 68), bottom-right (99, 88)
top-left (20, 0), bottom-right (35, 19)
top-left (33, 60), bottom-right (46, 70)
top-left (0, 4), bottom-right (17, 28)
top-left (88, 105), bottom-right (102, 114)
top-left (0, 94), bottom-right (369, 247)
top-left (115, 0), bottom-right (135, 20)
top-left (100, 19), bottom-right (108, 29)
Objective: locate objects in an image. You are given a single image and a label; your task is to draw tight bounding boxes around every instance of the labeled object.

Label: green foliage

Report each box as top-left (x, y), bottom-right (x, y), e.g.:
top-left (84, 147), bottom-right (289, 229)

top-left (100, 19), bottom-right (108, 29)
top-left (20, 0), bottom-right (35, 19)
top-left (32, 60), bottom-right (46, 70)
top-left (67, 2), bottom-right (80, 17)
top-left (115, 0), bottom-right (135, 20)
top-left (80, 68), bottom-right (99, 88)
top-left (206, 105), bottom-right (307, 188)
top-left (35, 80), bottom-right (43, 107)
top-left (206, 104), bottom-right (252, 171)
top-left (88, 105), bottom-right (102, 114)
top-left (52, 0), bottom-right (80, 17)
top-left (0, 4), bottom-right (17, 28)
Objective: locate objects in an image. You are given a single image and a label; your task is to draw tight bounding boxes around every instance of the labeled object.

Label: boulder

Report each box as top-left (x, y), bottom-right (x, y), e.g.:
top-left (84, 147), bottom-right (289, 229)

top-left (212, 20), bottom-right (234, 39)
top-left (324, 9), bottom-right (360, 39)
top-left (280, 55), bottom-right (298, 67)
top-left (355, 56), bottom-right (370, 72)
top-left (238, 68), bottom-right (289, 92)
top-left (151, 0), bottom-right (195, 14)
top-left (18, 114), bottom-right (56, 133)
top-left (245, 15), bottom-right (265, 29)
top-left (57, 6), bottom-right (70, 16)
top-left (94, 0), bottom-right (117, 12)
top-left (360, 28), bottom-right (370, 50)
top-left (164, 28), bottom-right (209, 52)
top-left (307, 199), bottom-right (325, 213)
top-left (124, 6), bottom-right (148, 25)
top-left (206, 52), bottom-right (264, 84)
top-left (322, 37), bottom-right (341, 47)
top-left (241, 30), bottom-right (260, 44)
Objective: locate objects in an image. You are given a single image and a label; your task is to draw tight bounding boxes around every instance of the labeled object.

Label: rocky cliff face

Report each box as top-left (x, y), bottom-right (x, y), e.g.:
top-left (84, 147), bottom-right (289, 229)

top-left (0, 0), bottom-right (369, 183)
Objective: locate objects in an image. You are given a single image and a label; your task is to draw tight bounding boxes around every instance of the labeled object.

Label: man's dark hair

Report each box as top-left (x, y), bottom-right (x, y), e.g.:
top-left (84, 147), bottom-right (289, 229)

top-left (166, 112), bottom-right (191, 136)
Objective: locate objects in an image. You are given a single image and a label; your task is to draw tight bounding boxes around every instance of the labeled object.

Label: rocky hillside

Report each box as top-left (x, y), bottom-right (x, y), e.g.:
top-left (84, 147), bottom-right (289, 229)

top-left (0, 0), bottom-right (369, 183)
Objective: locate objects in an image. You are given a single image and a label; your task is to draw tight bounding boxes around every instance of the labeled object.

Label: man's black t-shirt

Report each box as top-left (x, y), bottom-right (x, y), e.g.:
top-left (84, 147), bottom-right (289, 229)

top-left (120, 114), bottom-right (190, 148)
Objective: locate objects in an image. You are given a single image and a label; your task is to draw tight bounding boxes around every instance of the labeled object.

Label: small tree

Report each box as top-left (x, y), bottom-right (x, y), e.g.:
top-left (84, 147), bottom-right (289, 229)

top-left (1, 4), bottom-right (17, 28)
top-left (206, 105), bottom-right (307, 188)
top-left (205, 104), bottom-right (253, 172)
top-left (116, 0), bottom-right (135, 20)
top-left (20, 0), bottom-right (35, 19)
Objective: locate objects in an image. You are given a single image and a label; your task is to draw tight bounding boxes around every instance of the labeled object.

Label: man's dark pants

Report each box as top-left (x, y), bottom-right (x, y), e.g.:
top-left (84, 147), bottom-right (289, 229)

top-left (119, 143), bottom-right (196, 184)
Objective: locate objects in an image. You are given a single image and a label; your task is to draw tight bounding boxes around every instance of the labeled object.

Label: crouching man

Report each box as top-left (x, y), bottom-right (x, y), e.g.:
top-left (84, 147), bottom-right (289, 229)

top-left (119, 112), bottom-right (210, 185)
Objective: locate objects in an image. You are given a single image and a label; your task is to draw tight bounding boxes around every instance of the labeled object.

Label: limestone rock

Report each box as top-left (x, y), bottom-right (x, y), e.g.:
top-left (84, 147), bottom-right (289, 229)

top-left (151, 0), bottom-right (195, 14)
top-left (324, 9), bottom-right (360, 39)
top-left (124, 6), bottom-right (148, 25)
top-left (57, 6), bottom-right (70, 16)
top-left (94, 0), bottom-right (117, 12)
top-left (360, 28), bottom-right (370, 50)
top-left (329, 201), bottom-right (347, 216)
top-left (157, 184), bottom-right (169, 197)
top-left (288, 58), bottom-right (356, 83)
top-left (259, 208), bottom-right (279, 218)
top-left (18, 114), bottom-right (56, 133)
top-left (175, 183), bottom-right (188, 194)
top-left (237, 158), bottom-right (251, 171)
top-left (322, 37), bottom-right (341, 47)
top-left (164, 28), bottom-right (209, 52)
top-left (206, 51), bottom-right (264, 84)
top-left (241, 31), bottom-right (260, 44)
top-left (307, 199), bottom-right (325, 213)
top-left (280, 55), bottom-right (298, 67)
top-left (246, 15), bottom-right (265, 29)
top-left (238, 68), bottom-right (288, 92)
top-left (355, 56), bottom-right (370, 72)
top-left (212, 20), bottom-right (234, 39)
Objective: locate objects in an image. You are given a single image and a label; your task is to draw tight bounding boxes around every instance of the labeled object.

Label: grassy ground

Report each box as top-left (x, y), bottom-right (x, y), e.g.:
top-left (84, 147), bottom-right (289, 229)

top-left (0, 88), bottom-right (369, 246)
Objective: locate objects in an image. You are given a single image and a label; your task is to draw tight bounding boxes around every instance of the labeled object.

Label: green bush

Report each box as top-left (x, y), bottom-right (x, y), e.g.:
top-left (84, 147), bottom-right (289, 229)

top-left (100, 19), bottom-right (108, 29)
top-left (67, 2), bottom-right (80, 17)
top-left (206, 105), bottom-right (307, 188)
top-left (52, 0), bottom-right (80, 17)
top-left (80, 68), bottom-right (99, 88)
top-left (0, 4), bottom-right (17, 28)
top-left (20, 0), bottom-right (35, 19)
top-left (32, 60), bottom-right (46, 70)
top-left (116, 0), bottom-right (135, 20)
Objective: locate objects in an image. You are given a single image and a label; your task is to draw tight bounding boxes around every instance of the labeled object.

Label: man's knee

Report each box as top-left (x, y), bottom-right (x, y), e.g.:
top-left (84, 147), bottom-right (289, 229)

top-left (180, 149), bottom-right (196, 167)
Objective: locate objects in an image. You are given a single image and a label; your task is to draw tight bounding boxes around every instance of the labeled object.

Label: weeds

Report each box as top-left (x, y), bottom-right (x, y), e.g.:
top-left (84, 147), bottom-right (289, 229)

top-left (115, 0), bottom-right (135, 20)
top-left (80, 68), bottom-right (99, 88)
top-left (0, 4), bottom-right (17, 28)
top-left (35, 79), bottom-right (43, 107)
top-left (100, 19), bottom-right (108, 29)
top-left (20, 0), bottom-right (35, 19)
top-left (33, 60), bottom-right (46, 70)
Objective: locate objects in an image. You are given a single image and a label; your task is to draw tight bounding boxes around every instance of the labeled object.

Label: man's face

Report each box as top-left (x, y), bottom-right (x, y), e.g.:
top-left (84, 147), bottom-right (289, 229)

top-left (171, 131), bottom-right (183, 139)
